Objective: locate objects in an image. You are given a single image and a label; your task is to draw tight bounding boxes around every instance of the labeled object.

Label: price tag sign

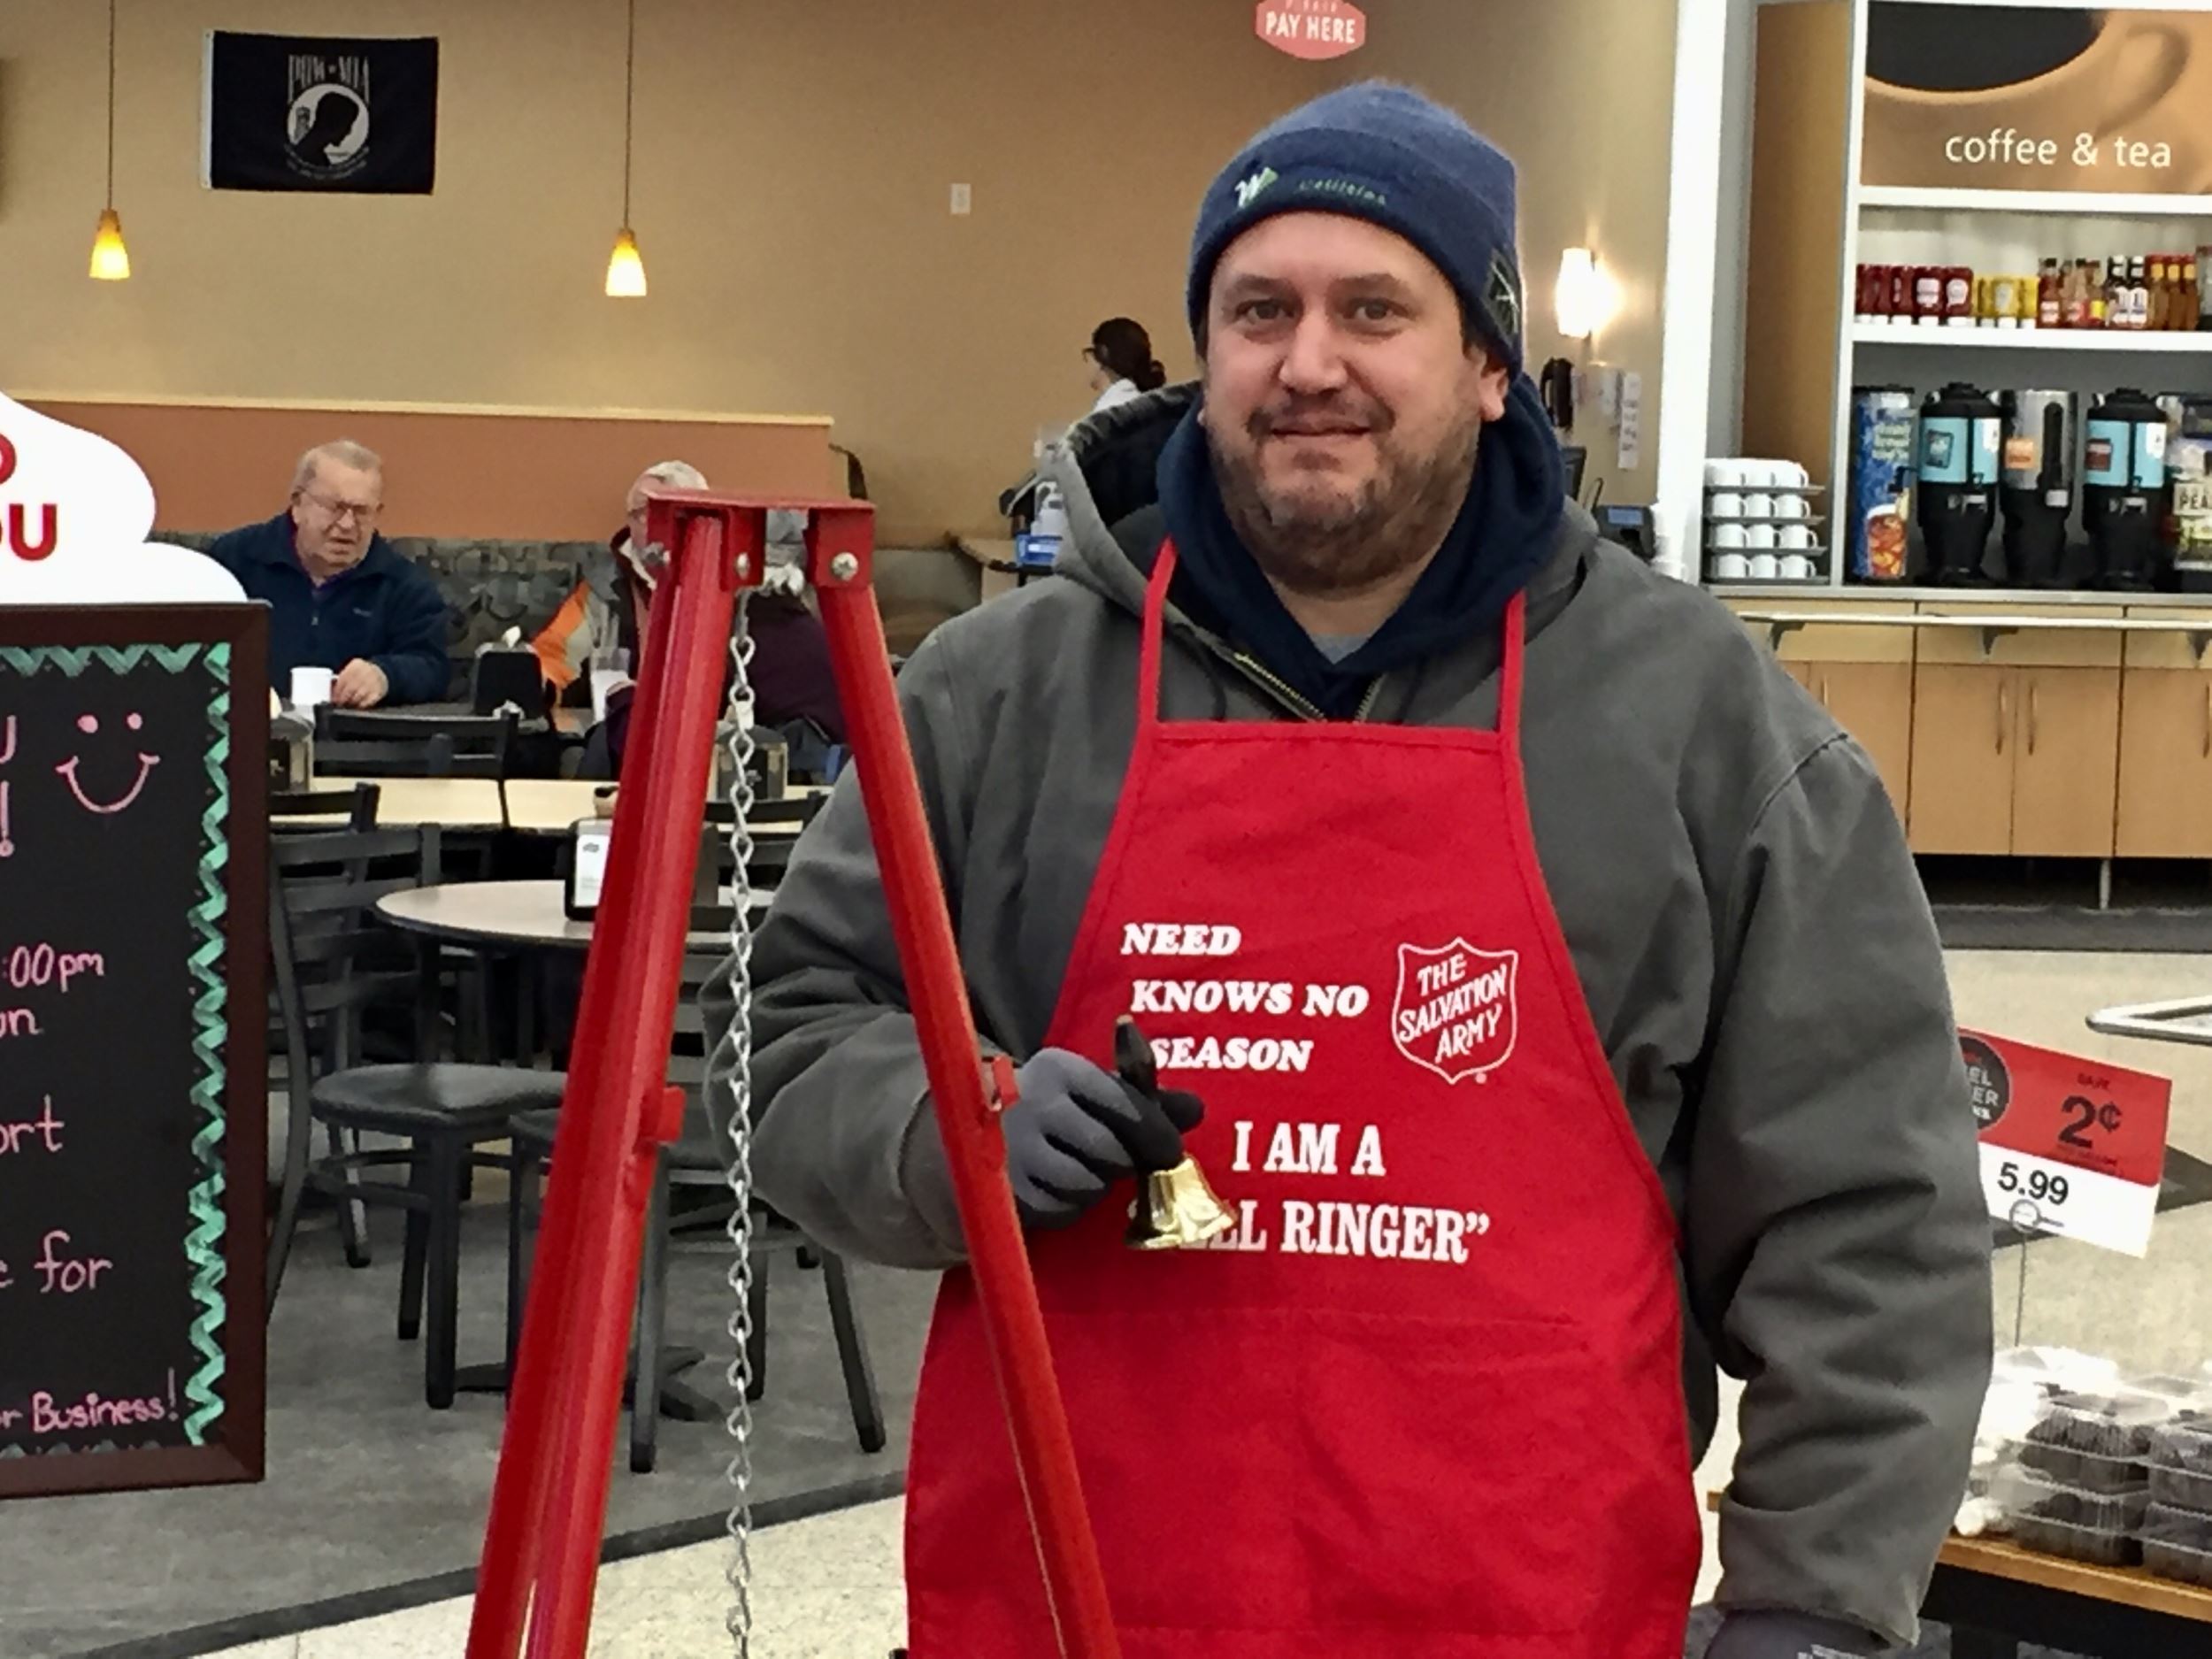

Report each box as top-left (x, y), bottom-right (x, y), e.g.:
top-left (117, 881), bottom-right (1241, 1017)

top-left (1961, 1028), bottom-right (2171, 1257)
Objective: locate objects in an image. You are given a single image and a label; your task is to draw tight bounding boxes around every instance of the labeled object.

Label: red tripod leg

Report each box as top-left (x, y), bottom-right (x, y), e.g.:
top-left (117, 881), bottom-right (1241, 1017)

top-left (808, 514), bottom-right (1121, 1659)
top-left (466, 497), bottom-right (1121, 1659)
top-left (467, 503), bottom-right (755, 1659)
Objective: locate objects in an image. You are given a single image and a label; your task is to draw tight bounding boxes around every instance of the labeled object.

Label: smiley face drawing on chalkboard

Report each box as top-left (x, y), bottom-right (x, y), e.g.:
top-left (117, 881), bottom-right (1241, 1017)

top-left (55, 712), bottom-right (159, 815)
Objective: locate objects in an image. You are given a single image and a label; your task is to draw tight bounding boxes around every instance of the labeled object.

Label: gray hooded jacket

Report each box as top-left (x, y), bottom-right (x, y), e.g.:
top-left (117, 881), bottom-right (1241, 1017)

top-left (707, 387), bottom-right (1992, 1646)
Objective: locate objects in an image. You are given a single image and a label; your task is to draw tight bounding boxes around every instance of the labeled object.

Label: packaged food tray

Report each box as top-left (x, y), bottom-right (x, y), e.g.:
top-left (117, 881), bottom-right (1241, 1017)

top-left (2018, 1389), bottom-right (2184, 1491)
top-left (2149, 1417), bottom-right (2212, 1514)
top-left (2142, 1502), bottom-right (2212, 1586)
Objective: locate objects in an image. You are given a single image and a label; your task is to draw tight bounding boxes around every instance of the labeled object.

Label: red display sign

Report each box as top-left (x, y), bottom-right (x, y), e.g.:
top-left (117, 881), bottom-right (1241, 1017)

top-left (1964, 1029), bottom-right (2168, 1184)
top-left (1961, 1028), bottom-right (2171, 1256)
top-left (1256, 0), bottom-right (1367, 61)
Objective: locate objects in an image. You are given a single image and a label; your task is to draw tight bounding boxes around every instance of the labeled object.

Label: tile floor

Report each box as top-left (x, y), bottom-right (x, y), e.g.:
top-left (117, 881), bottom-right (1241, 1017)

top-left (205, 1499), bottom-right (906, 1657)
top-left (200, 1393), bottom-right (1747, 1656)
top-left (194, 950), bottom-right (2212, 1655)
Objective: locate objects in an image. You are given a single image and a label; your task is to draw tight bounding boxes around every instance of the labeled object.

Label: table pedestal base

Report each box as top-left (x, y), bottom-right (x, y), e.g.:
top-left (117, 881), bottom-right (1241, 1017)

top-left (455, 1345), bottom-right (713, 1419)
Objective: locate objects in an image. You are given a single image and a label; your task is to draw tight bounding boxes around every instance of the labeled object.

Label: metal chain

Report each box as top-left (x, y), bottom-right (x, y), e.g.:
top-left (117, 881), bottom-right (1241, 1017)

top-left (718, 589), bottom-right (760, 1655)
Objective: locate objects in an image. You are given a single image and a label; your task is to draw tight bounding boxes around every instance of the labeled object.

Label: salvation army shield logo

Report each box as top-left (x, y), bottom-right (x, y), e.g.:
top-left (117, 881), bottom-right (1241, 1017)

top-left (1392, 940), bottom-right (1518, 1085)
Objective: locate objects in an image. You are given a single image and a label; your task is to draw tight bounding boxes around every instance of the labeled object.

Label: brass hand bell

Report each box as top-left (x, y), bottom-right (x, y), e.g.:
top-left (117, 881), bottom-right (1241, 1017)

top-left (1114, 1015), bottom-right (1239, 1251)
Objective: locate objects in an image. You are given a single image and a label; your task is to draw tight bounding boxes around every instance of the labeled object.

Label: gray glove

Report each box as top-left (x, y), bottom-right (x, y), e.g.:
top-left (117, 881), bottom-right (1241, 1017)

top-left (1002, 1048), bottom-right (1204, 1230)
top-left (1705, 1612), bottom-right (1886, 1659)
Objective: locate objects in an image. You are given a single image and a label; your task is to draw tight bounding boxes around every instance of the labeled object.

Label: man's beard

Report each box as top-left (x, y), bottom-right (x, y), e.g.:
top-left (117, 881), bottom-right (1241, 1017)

top-left (1209, 395), bottom-right (1484, 597)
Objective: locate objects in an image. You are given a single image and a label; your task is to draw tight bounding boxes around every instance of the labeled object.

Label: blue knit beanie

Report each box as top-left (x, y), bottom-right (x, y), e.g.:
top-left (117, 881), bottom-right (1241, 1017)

top-left (1187, 81), bottom-right (1525, 373)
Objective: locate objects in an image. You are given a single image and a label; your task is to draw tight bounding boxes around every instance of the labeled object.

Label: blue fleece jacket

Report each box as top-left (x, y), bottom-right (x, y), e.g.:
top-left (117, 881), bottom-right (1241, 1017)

top-left (204, 513), bottom-right (452, 704)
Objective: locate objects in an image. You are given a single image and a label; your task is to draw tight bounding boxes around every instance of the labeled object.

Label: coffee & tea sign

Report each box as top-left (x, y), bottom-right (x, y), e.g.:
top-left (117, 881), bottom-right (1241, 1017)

top-left (1256, 0), bottom-right (1366, 62)
top-left (1863, 4), bottom-right (2212, 195)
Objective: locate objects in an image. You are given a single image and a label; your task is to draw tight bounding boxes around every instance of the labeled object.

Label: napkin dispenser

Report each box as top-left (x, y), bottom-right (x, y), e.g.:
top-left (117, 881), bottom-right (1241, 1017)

top-left (472, 636), bottom-right (545, 716)
top-left (708, 723), bottom-right (788, 805)
top-left (563, 818), bottom-right (615, 919)
top-left (563, 812), bottom-right (729, 923)
top-left (269, 710), bottom-right (315, 790)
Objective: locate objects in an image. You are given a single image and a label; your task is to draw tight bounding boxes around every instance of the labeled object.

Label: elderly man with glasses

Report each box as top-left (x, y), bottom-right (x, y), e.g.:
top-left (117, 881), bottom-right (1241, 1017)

top-left (206, 439), bottom-right (450, 707)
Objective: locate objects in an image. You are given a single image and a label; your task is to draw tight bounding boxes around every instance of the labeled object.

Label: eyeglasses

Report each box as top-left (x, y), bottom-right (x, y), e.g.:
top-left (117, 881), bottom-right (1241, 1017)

top-left (300, 488), bottom-right (380, 525)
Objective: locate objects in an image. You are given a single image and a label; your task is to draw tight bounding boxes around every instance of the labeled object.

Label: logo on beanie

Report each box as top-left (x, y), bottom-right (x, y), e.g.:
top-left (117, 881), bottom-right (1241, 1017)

top-left (1484, 251), bottom-right (1524, 344)
top-left (1235, 165), bottom-right (1279, 209)
top-left (1295, 177), bottom-right (1388, 210)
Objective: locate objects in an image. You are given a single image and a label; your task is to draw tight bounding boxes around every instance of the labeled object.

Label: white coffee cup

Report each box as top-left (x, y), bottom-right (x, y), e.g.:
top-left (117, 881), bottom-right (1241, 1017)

top-left (1773, 495), bottom-right (1809, 520)
top-left (290, 666), bottom-right (334, 709)
top-left (1710, 522), bottom-right (1750, 550)
top-left (1779, 554), bottom-right (1816, 580)
top-left (1705, 460), bottom-right (1746, 488)
top-left (1743, 493), bottom-right (1777, 521)
top-left (1710, 552), bottom-right (1751, 581)
top-left (1747, 523), bottom-right (1778, 549)
top-left (1709, 492), bottom-right (1746, 518)
top-left (1772, 461), bottom-right (1810, 488)
top-left (1749, 552), bottom-right (1780, 580)
top-left (1779, 525), bottom-right (1816, 550)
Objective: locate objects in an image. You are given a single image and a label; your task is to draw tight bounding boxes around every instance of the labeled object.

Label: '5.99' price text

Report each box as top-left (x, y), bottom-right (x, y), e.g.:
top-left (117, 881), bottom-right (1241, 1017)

top-left (1996, 1162), bottom-right (2070, 1207)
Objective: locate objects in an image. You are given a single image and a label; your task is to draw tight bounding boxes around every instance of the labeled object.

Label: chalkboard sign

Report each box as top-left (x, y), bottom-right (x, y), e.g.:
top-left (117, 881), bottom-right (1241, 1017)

top-left (0, 605), bottom-right (268, 1499)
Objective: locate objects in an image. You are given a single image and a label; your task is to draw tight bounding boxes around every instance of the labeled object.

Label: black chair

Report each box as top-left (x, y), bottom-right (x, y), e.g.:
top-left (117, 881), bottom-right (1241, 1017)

top-left (317, 707), bottom-right (516, 884)
top-left (505, 954), bottom-right (883, 1472)
top-left (265, 825), bottom-right (567, 1407)
top-left (314, 708), bottom-right (518, 783)
top-left (271, 780), bottom-right (381, 832)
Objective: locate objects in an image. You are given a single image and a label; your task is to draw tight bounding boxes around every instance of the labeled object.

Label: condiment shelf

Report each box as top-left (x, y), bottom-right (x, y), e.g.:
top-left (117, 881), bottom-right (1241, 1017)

top-left (1855, 326), bottom-right (2212, 352)
top-left (1861, 187), bottom-right (2212, 219)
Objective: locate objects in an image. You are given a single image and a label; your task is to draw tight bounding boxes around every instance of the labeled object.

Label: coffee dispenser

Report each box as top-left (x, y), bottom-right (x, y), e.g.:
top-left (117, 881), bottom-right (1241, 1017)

top-left (1916, 383), bottom-right (2002, 584)
top-left (1998, 389), bottom-right (2078, 588)
top-left (2085, 387), bottom-right (2170, 589)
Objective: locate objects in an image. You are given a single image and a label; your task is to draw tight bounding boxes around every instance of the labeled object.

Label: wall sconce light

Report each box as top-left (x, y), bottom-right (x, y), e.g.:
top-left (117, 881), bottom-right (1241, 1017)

top-left (1555, 248), bottom-right (1603, 342)
top-left (604, 0), bottom-right (647, 298)
top-left (89, 0), bottom-right (130, 281)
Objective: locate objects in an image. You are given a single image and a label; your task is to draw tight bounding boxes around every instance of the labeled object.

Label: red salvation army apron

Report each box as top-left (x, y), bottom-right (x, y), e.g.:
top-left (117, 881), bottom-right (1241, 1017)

top-left (903, 543), bottom-right (1701, 1658)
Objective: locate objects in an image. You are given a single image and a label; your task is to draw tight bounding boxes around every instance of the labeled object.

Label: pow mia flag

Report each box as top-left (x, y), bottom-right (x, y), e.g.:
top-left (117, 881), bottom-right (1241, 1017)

top-left (202, 32), bottom-right (438, 194)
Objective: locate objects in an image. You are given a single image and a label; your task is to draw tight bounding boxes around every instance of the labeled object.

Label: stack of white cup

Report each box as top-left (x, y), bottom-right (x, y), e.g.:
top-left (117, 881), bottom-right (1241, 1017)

top-left (1705, 458), bottom-right (1825, 583)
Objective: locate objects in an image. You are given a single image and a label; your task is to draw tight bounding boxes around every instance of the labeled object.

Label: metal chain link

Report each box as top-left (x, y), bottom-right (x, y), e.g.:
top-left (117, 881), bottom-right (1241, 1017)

top-left (718, 588), bottom-right (760, 1656)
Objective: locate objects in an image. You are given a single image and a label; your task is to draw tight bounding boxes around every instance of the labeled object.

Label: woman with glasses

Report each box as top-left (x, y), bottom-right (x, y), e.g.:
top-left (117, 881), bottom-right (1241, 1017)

top-left (1083, 317), bottom-right (1168, 415)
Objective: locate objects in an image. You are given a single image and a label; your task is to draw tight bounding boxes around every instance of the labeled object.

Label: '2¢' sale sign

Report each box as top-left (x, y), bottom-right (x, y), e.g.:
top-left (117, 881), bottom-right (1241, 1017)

top-left (1962, 1029), bottom-right (2171, 1256)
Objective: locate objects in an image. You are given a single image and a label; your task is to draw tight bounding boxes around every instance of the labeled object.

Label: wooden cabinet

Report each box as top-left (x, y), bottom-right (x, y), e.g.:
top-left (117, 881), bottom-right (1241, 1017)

top-left (1907, 664), bottom-right (2120, 857)
top-left (1755, 599), bottom-right (1917, 818)
top-left (2116, 671), bottom-right (2212, 856)
top-left (1797, 660), bottom-right (1915, 817)
top-left (1906, 607), bottom-right (2124, 857)
top-left (2116, 611), bottom-right (2212, 857)
top-left (2011, 668), bottom-right (2121, 858)
top-left (1722, 596), bottom-right (2212, 861)
top-left (1908, 665), bottom-right (2014, 855)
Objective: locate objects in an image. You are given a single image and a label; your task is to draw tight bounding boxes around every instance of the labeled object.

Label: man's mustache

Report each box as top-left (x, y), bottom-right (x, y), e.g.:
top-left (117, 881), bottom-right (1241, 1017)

top-left (1248, 396), bottom-right (1394, 439)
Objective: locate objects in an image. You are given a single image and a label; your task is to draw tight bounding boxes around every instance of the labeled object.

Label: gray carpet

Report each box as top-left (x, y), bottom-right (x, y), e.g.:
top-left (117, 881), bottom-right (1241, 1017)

top-left (1, 1199), bottom-right (932, 1659)
top-left (1937, 903), bottom-right (2212, 952)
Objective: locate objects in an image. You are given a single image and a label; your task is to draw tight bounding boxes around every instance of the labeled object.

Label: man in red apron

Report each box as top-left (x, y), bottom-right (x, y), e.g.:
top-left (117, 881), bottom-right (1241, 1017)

top-left (726, 82), bottom-right (1989, 1659)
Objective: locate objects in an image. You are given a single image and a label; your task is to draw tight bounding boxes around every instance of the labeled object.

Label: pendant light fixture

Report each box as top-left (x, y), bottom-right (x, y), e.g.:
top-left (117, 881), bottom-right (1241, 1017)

top-left (603, 0), bottom-right (646, 297)
top-left (88, 0), bottom-right (130, 280)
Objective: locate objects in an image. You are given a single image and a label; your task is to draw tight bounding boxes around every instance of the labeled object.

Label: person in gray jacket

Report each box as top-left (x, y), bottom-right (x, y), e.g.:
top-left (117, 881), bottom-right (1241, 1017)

top-left (710, 82), bottom-right (1990, 1659)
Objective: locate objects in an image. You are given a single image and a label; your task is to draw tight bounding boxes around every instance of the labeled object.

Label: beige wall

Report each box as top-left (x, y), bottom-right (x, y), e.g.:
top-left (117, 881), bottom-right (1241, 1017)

top-left (0, 0), bottom-right (1678, 543)
top-left (1359, 0), bottom-right (1681, 509)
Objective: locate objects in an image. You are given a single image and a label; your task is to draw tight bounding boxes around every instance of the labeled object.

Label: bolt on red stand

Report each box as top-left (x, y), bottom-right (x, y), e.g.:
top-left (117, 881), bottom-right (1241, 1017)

top-left (464, 494), bottom-right (1121, 1659)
